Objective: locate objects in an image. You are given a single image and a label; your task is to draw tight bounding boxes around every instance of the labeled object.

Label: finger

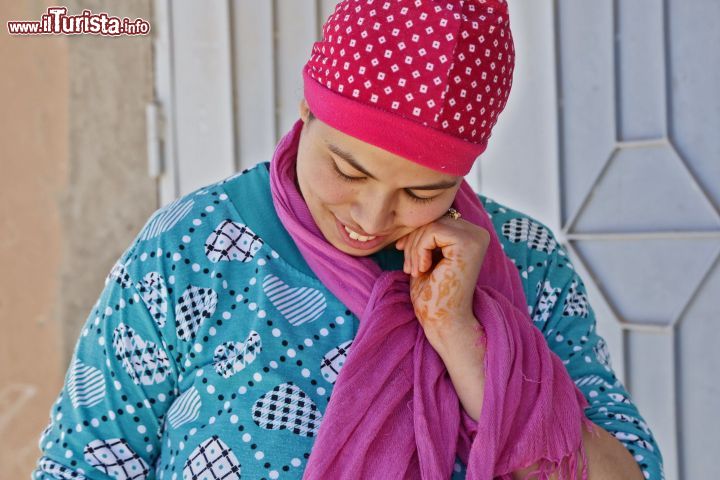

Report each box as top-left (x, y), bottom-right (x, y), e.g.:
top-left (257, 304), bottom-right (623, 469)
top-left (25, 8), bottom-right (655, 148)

top-left (414, 227), bottom-right (438, 275)
top-left (408, 228), bottom-right (424, 276)
top-left (395, 235), bottom-right (407, 250)
top-left (410, 225), bottom-right (428, 277)
top-left (402, 230), bottom-right (416, 274)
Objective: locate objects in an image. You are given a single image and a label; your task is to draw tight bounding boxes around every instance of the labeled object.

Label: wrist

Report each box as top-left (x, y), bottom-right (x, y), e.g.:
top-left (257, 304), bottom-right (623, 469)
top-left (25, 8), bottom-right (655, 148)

top-left (428, 313), bottom-right (483, 357)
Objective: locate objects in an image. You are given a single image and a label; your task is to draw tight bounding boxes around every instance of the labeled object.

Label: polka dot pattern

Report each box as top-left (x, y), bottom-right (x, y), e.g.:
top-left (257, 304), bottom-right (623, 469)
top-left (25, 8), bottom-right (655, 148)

top-left (306, 0), bottom-right (515, 144)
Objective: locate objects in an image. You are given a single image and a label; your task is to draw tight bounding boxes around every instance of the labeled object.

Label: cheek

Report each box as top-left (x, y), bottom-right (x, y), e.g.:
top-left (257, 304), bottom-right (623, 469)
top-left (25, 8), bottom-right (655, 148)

top-left (302, 162), bottom-right (353, 205)
top-left (297, 146), bottom-right (349, 206)
top-left (305, 167), bottom-right (353, 206)
top-left (398, 191), bottom-right (456, 228)
top-left (398, 206), bottom-right (448, 229)
top-left (323, 175), bottom-right (351, 204)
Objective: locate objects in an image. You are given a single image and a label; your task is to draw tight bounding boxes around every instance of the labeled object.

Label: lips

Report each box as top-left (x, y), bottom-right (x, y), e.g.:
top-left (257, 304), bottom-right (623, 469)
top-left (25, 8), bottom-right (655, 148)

top-left (337, 218), bottom-right (392, 238)
top-left (341, 222), bottom-right (372, 238)
top-left (343, 225), bottom-right (377, 241)
top-left (333, 216), bottom-right (386, 250)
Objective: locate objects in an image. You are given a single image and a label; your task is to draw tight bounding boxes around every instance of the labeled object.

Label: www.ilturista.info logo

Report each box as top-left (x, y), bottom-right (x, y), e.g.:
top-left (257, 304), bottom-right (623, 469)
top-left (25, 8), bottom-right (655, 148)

top-left (7, 6), bottom-right (150, 36)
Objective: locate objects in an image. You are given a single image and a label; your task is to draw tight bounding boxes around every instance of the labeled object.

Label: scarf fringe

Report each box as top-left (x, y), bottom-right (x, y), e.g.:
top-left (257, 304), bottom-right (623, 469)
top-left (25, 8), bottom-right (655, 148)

top-left (512, 417), bottom-right (598, 480)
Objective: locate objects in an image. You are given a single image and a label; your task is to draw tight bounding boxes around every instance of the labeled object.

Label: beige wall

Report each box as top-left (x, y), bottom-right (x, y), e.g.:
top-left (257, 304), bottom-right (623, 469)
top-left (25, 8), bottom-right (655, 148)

top-left (0, 1), bottom-right (156, 477)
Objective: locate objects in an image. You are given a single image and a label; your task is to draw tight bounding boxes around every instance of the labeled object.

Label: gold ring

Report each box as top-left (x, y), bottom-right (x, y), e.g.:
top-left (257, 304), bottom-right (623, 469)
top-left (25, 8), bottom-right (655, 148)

top-left (446, 208), bottom-right (461, 220)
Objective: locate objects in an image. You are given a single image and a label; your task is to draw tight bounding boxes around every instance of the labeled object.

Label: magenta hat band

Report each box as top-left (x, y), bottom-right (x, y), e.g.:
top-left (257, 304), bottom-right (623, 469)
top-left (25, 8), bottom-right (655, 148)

top-left (302, 65), bottom-right (486, 177)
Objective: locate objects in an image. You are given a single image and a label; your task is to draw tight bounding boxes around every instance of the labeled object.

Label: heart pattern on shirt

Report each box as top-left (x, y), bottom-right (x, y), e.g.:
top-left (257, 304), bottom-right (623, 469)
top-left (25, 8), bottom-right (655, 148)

top-left (138, 197), bottom-right (194, 241)
top-left (84, 438), bottom-right (149, 480)
top-left (321, 340), bottom-right (353, 384)
top-left (107, 259), bottom-right (132, 289)
top-left (38, 456), bottom-right (89, 479)
top-left (262, 274), bottom-right (327, 326)
top-left (167, 386), bottom-right (202, 430)
top-left (501, 217), bottom-right (557, 254)
top-left (112, 323), bottom-right (171, 386)
top-left (213, 331), bottom-right (262, 378)
top-left (136, 271), bottom-right (168, 328)
top-left (183, 435), bottom-right (241, 480)
top-left (252, 382), bottom-right (322, 437)
top-left (562, 279), bottom-right (589, 318)
top-left (68, 358), bottom-right (106, 408)
top-left (175, 285), bottom-right (218, 341)
top-left (206, 220), bottom-right (264, 263)
top-left (532, 280), bottom-right (561, 324)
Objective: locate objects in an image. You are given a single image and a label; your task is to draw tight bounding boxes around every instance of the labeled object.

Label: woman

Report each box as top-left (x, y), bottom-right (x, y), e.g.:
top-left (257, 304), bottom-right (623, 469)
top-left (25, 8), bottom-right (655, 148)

top-left (33, 1), bottom-right (664, 479)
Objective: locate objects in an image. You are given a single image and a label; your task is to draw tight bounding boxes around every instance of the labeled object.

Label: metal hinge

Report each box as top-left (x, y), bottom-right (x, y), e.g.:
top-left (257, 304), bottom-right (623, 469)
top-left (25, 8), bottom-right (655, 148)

top-left (146, 101), bottom-right (165, 179)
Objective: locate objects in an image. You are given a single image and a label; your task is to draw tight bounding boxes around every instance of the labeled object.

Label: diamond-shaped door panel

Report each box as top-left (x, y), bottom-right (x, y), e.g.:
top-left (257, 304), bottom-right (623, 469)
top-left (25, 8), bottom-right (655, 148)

top-left (571, 238), bottom-right (720, 326)
top-left (573, 145), bottom-right (719, 233)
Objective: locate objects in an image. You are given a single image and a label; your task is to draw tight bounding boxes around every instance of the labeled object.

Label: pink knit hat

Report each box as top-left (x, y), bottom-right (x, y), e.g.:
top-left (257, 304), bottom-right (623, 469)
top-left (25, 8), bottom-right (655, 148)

top-left (303, 0), bottom-right (515, 176)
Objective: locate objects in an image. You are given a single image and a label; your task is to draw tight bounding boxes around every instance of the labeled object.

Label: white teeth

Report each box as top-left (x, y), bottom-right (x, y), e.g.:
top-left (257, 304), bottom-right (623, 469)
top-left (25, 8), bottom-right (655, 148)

top-left (344, 225), bottom-right (376, 242)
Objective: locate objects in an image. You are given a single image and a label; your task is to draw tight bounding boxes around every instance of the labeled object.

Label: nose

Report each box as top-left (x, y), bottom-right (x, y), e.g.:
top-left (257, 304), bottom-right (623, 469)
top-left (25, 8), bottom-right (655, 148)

top-left (350, 191), bottom-right (395, 236)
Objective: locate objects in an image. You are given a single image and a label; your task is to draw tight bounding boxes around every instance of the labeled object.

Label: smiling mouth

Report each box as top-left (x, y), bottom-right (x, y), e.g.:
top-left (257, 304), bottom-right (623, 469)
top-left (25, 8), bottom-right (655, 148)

top-left (342, 224), bottom-right (377, 242)
top-left (333, 216), bottom-right (389, 250)
top-left (337, 218), bottom-right (373, 237)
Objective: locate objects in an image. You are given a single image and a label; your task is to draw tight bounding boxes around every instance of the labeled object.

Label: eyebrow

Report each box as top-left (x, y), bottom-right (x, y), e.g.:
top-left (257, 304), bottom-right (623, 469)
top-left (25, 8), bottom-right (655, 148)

top-left (327, 143), bottom-right (459, 190)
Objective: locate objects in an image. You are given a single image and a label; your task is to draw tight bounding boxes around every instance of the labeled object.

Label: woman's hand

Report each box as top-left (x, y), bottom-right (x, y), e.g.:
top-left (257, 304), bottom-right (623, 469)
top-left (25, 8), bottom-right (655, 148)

top-left (395, 213), bottom-right (490, 349)
top-left (396, 213), bottom-right (491, 420)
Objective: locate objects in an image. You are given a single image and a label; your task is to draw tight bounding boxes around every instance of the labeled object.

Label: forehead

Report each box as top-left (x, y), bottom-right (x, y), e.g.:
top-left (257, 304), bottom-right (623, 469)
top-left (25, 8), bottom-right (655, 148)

top-left (310, 117), bottom-right (461, 185)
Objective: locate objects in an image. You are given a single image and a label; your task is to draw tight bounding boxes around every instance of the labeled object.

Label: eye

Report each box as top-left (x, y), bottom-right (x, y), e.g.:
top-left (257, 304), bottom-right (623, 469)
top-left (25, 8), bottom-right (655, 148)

top-left (406, 192), bottom-right (436, 204)
top-left (330, 160), bottom-right (365, 182)
top-left (331, 159), bottom-right (437, 204)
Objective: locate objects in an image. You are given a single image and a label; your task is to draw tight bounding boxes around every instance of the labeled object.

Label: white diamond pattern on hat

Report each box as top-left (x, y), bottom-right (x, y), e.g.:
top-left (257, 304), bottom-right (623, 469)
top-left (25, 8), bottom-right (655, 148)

top-left (306, 0), bottom-right (514, 143)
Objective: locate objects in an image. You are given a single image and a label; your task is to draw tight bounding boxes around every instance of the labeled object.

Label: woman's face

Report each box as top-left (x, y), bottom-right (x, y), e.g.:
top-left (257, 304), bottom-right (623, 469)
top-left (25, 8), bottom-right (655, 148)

top-left (295, 99), bottom-right (463, 257)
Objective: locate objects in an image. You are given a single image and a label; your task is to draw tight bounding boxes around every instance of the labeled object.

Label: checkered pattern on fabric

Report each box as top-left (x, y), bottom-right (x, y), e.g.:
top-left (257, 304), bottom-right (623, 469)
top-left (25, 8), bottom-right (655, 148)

top-left (112, 323), bottom-right (170, 386)
top-left (501, 217), bottom-right (557, 254)
top-left (532, 280), bottom-right (562, 324)
top-left (320, 340), bottom-right (353, 384)
top-left (107, 259), bottom-right (132, 288)
top-left (183, 435), bottom-right (241, 480)
top-left (83, 438), bottom-right (149, 480)
top-left (175, 285), bottom-right (218, 341)
top-left (36, 456), bottom-right (88, 479)
top-left (213, 331), bottom-right (262, 379)
top-left (562, 279), bottom-right (590, 318)
top-left (205, 220), bottom-right (263, 263)
top-left (593, 337), bottom-right (613, 371)
top-left (252, 382), bottom-right (322, 437)
top-left (136, 271), bottom-right (168, 328)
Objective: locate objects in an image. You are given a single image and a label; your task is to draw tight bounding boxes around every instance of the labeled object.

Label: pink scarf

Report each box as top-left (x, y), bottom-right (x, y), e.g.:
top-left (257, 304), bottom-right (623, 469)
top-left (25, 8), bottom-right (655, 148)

top-left (269, 118), bottom-right (596, 479)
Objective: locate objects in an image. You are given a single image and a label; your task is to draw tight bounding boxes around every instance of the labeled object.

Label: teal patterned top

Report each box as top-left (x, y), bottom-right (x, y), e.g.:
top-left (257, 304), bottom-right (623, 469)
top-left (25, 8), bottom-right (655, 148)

top-left (33, 161), bottom-right (664, 480)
